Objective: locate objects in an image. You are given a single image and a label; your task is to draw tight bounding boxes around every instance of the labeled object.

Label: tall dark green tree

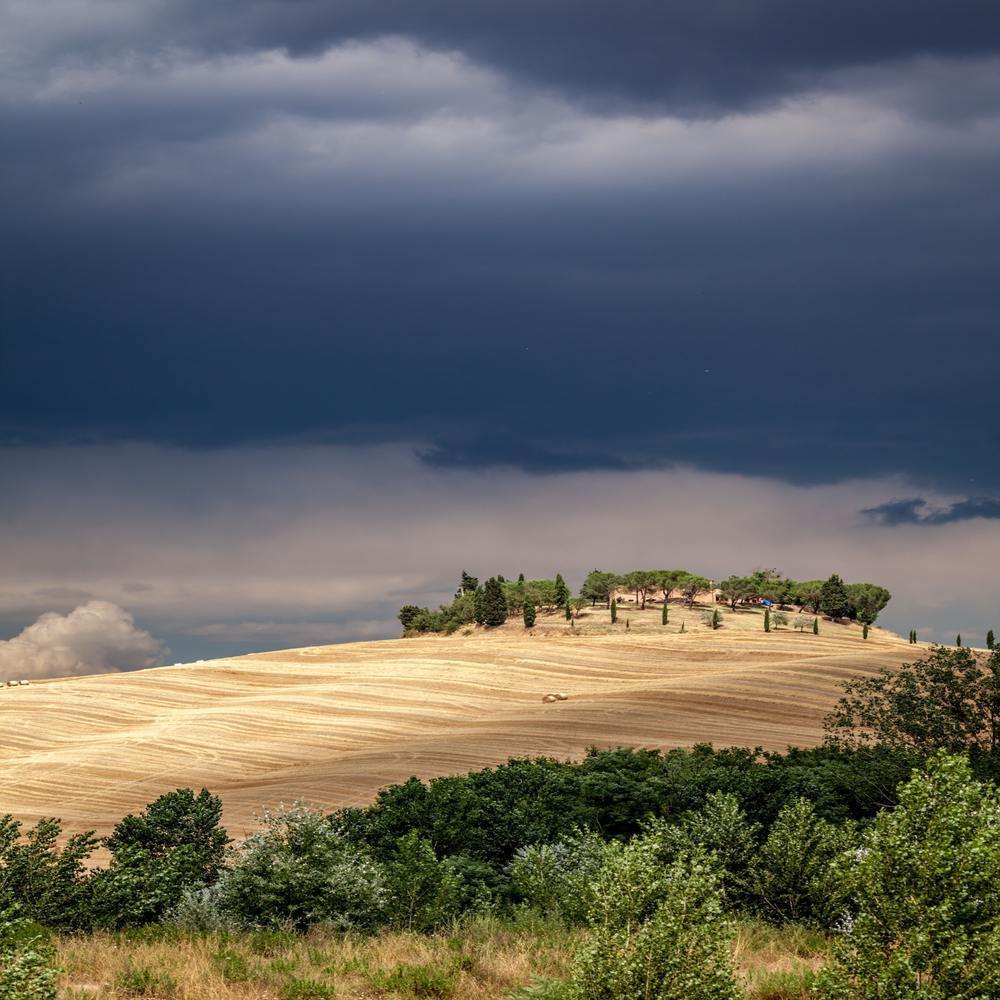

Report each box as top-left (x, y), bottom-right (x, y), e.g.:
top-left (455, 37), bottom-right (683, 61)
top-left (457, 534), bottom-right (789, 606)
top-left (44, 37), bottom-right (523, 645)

top-left (483, 577), bottom-right (508, 627)
top-left (523, 600), bottom-right (536, 629)
top-left (820, 574), bottom-right (851, 620)
top-left (988, 630), bottom-right (995, 651)
top-left (764, 608), bottom-right (771, 633)
top-left (957, 634), bottom-right (962, 647)
top-left (813, 617), bottom-right (820, 635)
top-left (460, 571), bottom-right (479, 595)
top-left (554, 573), bottom-right (570, 608)
top-left (611, 598), bottom-right (618, 624)
top-left (661, 603), bottom-right (669, 625)
top-left (863, 623), bottom-right (869, 640)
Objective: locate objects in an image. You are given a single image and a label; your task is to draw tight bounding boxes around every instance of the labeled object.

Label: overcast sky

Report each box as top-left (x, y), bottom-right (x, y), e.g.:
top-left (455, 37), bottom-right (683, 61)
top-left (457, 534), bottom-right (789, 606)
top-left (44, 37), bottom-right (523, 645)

top-left (2, 2), bottom-right (999, 673)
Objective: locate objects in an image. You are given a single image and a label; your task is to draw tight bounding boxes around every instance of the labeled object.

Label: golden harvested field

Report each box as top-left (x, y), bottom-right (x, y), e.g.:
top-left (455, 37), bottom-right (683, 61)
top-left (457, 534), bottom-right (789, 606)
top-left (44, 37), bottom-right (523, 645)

top-left (0, 603), bottom-right (919, 839)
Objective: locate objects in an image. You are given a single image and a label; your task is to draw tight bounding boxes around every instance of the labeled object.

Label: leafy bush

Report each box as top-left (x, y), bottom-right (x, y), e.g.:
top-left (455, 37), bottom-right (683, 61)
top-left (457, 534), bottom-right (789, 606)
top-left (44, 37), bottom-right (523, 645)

top-left (748, 798), bottom-right (855, 928)
top-left (0, 911), bottom-right (58, 1000)
top-left (818, 752), bottom-right (1000, 999)
top-left (218, 805), bottom-right (387, 930)
top-left (509, 830), bottom-right (607, 923)
top-left (646, 791), bottom-right (761, 908)
top-left (572, 840), bottom-right (742, 1000)
top-left (382, 831), bottom-right (464, 931)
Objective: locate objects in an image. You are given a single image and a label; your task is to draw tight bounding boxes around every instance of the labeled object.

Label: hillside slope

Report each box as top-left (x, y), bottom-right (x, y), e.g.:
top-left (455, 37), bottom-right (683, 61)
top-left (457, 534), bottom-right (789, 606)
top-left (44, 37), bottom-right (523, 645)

top-left (0, 607), bottom-right (917, 838)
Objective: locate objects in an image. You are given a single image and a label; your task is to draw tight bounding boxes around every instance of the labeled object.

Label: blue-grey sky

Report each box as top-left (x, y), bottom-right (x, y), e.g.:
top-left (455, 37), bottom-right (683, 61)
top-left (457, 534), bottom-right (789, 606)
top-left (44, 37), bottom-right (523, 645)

top-left (2, 2), bottom-right (999, 673)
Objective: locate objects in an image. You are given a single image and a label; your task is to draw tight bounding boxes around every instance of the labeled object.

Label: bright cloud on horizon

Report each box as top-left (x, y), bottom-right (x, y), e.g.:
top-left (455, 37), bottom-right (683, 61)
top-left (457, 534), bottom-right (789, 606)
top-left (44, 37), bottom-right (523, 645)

top-left (0, 600), bottom-right (167, 680)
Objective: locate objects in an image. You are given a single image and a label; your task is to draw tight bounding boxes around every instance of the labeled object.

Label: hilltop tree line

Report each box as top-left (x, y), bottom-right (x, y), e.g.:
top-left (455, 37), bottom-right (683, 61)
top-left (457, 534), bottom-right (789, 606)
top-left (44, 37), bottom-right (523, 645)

top-left (1, 644), bottom-right (1000, 999)
top-left (399, 568), bottom-right (891, 634)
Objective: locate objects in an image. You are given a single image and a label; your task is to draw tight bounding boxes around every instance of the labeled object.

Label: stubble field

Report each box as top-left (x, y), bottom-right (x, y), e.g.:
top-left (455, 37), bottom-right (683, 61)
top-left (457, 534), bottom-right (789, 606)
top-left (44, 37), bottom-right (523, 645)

top-left (0, 603), bottom-right (918, 839)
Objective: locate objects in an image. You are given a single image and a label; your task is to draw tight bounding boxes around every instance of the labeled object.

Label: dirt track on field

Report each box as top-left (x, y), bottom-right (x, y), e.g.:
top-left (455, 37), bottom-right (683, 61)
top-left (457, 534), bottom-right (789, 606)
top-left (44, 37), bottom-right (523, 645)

top-left (0, 605), bottom-right (918, 837)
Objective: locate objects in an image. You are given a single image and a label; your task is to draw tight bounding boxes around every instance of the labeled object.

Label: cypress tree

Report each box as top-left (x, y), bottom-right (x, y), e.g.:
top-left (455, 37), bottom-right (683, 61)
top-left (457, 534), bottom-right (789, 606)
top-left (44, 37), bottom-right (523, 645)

top-left (680, 621), bottom-right (686, 633)
top-left (863, 622), bottom-right (869, 640)
top-left (554, 573), bottom-right (570, 608)
top-left (523, 600), bottom-right (536, 629)
top-left (610, 598), bottom-right (617, 624)
top-left (957, 634), bottom-right (962, 647)
top-left (988, 630), bottom-right (995, 650)
top-left (625, 618), bottom-right (630, 631)
top-left (712, 608), bottom-right (721, 630)
top-left (813, 616), bottom-right (819, 635)
top-left (764, 608), bottom-right (771, 633)
top-left (661, 603), bottom-right (669, 625)
top-left (565, 600), bottom-right (572, 621)
top-left (517, 572), bottom-right (525, 584)
top-left (482, 577), bottom-right (508, 627)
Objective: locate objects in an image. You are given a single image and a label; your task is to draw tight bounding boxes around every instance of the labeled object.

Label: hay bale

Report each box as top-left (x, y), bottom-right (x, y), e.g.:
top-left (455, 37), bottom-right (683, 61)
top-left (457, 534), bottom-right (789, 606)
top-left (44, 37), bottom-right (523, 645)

top-left (542, 693), bottom-right (558, 703)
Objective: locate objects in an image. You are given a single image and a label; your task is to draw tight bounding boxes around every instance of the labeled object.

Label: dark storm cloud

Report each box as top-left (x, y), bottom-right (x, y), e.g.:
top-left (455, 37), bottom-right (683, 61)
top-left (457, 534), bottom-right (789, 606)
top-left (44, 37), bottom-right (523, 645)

top-left (864, 497), bottom-right (1000, 525)
top-left (2, 3), bottom-right (999, 491)
top-left (15, 0), bottom-right (1000, 115)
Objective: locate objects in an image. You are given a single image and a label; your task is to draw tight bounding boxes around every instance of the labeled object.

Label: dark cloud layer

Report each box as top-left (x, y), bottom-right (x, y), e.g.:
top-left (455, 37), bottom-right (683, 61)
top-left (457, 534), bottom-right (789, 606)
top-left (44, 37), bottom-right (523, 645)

top-left (2, 2), bottom-right (999, 492)
top-left (22, 1), bottom-right (1000, 114)
top-left (864, 497), bottom-right (1000, 525)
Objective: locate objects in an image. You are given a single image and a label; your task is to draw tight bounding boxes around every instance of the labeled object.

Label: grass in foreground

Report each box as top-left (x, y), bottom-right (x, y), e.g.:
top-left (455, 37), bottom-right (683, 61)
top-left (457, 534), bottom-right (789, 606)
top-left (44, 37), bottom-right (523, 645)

top-left (54, 918), bottom-right (831, 1000)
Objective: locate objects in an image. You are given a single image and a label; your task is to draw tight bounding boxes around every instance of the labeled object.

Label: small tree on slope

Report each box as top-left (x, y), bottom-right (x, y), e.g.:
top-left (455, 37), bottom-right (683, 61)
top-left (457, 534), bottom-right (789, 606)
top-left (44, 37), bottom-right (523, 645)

top-left (818, 752), bottom-right (1000, 1000)
top-left (523, 600), bottom-right (536, 629)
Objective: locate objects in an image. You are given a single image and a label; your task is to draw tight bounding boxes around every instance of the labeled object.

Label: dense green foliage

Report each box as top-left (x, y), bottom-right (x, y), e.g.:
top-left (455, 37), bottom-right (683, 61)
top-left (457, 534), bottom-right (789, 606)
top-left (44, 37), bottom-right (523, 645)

top-left (572, 844), bottom-right (741, 1000)
top-left (820, 575), bottom-right (851, 620)
top-left (826, 645), bottom-right (1000, 754)
top-left (0, 912), bottom-right (57, 1000)
top-left (819, 753), bottom-right (1000, 999)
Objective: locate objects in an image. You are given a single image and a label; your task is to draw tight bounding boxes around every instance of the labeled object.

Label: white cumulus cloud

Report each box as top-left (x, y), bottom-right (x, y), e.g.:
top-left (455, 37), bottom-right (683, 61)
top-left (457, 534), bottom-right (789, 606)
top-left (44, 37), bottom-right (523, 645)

top-left (0, 601), bottom-right (167, 680)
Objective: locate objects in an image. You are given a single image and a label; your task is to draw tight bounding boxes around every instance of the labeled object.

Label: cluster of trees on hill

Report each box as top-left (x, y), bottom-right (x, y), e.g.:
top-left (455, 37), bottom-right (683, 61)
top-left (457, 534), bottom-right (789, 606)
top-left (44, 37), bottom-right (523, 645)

top-left (2, 645), bottom-right (999, 998)
top-left (399, 568), bottom-right (891, 634)
top-left (399, 571), bottom-right (573, 634)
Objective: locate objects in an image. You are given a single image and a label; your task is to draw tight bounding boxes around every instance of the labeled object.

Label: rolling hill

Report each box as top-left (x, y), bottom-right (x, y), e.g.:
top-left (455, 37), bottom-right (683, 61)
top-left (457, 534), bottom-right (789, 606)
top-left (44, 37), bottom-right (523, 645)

top-left (0, 604), bottom-right (918, 839)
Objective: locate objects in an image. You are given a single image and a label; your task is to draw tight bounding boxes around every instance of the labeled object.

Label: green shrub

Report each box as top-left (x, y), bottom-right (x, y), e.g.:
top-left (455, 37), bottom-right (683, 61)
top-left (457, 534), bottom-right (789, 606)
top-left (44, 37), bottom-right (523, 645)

top-left (818, 752), bottom-right (1000, 999)
top-left (509, 830), bottom-right (607, 923)
top-left (646, 792), bottom-right (760, 907)
top-left (749, 798), bottom-right (855, 928)
top-left (0, 912), bottom-right (58, 1000)
top-left (383, 831), bottom-right (463, 931)
top-left (218, 805), bottom-right (387, 930)
top-left (572, 841), bottom-right (741, 1000)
